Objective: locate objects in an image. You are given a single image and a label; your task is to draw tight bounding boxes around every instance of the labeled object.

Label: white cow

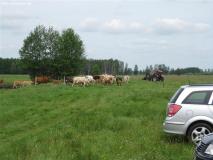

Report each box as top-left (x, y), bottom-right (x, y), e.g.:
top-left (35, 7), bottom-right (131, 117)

top-left (85, 75), bottom-right (95, 84)
top-left (72, 76), bottom-right (89, 87)
top-left (123, 75), bottom-right (130, 83)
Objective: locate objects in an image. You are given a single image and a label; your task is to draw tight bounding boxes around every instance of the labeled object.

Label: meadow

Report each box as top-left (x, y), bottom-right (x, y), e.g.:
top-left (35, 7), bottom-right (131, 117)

top-left (1, 74), bottom-right (213, 160)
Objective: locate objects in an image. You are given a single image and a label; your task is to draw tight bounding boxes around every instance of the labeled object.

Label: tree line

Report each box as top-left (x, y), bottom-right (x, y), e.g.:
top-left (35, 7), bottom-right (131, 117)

top-left (0, 58), bottom-right (126, 75)
top-left (1, 57), bottom-right (213, 75)
top-left (0, 58), bottom-right (27, 74)
top-left (84, 59), bottom-right (125, 75)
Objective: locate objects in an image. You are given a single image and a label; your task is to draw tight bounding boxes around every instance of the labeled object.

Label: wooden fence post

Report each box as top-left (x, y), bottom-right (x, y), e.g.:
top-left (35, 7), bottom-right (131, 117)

top-left (35, 76), bottom-right (37, 86)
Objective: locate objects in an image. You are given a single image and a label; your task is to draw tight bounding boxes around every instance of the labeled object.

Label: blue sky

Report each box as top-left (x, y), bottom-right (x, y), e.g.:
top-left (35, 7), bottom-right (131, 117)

top-left (0, 0), bottom-right (213, 69)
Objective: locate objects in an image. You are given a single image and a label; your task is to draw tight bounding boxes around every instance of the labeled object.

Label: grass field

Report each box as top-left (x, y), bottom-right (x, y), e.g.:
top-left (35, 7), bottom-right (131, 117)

top-left (1, 75), bottom-right (213, 160)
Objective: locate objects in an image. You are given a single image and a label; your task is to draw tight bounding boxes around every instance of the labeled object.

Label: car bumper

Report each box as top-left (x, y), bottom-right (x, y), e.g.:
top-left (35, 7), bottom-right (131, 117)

top-left (195, 151), bottom-right (213, 160)
top-left (163, 121), bottom-right (185, 135)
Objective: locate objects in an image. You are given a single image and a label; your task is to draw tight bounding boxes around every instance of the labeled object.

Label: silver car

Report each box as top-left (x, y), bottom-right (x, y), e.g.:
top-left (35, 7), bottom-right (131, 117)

top-left (163, 84), bottom-right (213, 145)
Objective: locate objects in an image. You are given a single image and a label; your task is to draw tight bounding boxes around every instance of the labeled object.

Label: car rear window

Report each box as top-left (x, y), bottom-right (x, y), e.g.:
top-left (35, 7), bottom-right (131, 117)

top-left (182, 91), bottom-right (212, 105)
top-left (170, 88), bottom-right (184, 103)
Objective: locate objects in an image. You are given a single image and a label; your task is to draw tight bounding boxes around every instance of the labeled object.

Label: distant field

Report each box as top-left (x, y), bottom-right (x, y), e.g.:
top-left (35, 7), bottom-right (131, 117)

top-left (0, 74), bottom-right (30, 83)
top-left (1, 74), bottom-right (213, 160)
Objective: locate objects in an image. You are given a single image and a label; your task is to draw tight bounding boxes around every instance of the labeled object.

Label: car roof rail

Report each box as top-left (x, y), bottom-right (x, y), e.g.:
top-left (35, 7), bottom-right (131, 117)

top-left (189, 84), bottom-right (213, 86)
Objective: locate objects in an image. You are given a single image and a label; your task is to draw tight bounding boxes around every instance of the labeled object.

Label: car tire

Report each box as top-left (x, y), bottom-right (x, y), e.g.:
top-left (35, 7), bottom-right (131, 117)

top-left (187, 122), bottom-right (213, 145)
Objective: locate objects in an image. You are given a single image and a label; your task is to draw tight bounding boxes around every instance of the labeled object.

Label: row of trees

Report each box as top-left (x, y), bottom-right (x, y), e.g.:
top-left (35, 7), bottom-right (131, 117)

top-left (1, 57), bottom-right (213, 75)
top-left (84, 59), bottom-right (125, 75)
top-left (0, 57), bottom-right (127, 75)
top-left (0, 58), bottom-right (26, 74)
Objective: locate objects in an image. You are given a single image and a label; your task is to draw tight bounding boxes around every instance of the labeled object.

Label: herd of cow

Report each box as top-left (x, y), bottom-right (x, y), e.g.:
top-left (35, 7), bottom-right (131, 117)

top-left (0, 74), bottom-right (130, 89)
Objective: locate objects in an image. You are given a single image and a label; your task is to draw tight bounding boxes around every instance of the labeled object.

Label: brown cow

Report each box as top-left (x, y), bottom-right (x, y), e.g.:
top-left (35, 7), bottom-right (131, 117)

top-left (116, 77), bottom-right (123, 86)
top-left (93, 75), bottom-right (100, 80)
top-left (0, 80), bottom-right (3, 84)
top-left (93, 75), bottom-right (101, 83)
top-left (35, 76), bottom-right (49, 84)
top-left (101, 74), bottom-right (116, 85)
top-left (52, 80), bottom-right (63, 84)
top-left (65, 77), bottom-right (73, 84)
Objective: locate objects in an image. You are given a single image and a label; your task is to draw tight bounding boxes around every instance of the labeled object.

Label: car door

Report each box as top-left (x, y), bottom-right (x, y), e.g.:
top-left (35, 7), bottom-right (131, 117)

top-left (207, 91), bottom-right (213, 117)
top-left (179, 91), bottom-right (213, 123)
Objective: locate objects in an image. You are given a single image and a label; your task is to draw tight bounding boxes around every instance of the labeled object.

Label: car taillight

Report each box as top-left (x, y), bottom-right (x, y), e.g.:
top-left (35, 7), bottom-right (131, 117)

top-left (167, 104), bottom-right (182, 117)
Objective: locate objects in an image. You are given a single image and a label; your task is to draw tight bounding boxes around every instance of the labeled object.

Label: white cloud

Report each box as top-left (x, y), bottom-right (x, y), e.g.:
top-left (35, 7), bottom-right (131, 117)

top-left (129, 22), bottom-right (151, 33)
top-left (0, 0), bottom-right (32, 6)
top-left (194, 23), bottom-right (210, 32)
top-left (103, 19), bottom-right (126, 33)
top-left (79, 18), bottom-right (210, 35)
top-left (129, 39), bottom-right (169, 49)
top-left (80, 18), bottom-right (149, 33)
top-left (79, 18), bottom-right (100, 32)
top-left (154, 18), bottom-right (210, 34)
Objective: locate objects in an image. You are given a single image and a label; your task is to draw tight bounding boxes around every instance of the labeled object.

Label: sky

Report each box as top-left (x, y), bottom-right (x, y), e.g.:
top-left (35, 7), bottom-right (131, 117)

top-left (0, 0), bottom-right (213, 69)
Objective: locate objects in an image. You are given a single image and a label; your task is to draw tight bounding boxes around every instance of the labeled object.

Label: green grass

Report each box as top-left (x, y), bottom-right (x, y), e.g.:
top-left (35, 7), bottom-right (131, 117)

top-left (0, 74), bottom-right (30, 83)
top-left (1, 75), bottom-right (213, 160)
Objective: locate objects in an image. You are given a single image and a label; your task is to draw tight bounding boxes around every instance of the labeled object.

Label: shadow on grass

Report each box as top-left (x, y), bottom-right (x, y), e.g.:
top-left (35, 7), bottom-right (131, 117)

top-left (161, 134), bottom-right (189, 144)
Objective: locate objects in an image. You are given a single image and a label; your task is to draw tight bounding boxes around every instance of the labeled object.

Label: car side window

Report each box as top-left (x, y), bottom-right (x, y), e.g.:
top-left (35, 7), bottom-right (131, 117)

top-left (170, 88), bottom-right (184, 103)
top-left (182, 91), bottom-right (212, 105)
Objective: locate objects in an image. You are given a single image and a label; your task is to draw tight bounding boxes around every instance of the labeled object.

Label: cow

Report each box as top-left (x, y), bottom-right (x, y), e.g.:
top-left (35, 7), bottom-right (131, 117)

top-left (0, 80), bottom-right (3, 84)
top-left (34, 76), bottom-right (49, 84)
top-left (85, 75), bottom-right (95, 84)
top-left (123, 75), bottom-right (130, 83)
top-left (101, 74), bottom-right (115, 85)
top-left (116, 77), bottom-right (123, 86)
top-left (52, 80), bottom-right (63, 84)
top-left (93, 75), bottom-right (100, 80)
top-left (13, 80), bottom-right (33, 88)
top-left (93, 75), bottom-right (102, 83)
top-left (0, 83), bottom-right (13, 89)
top-left (13, 81), bottom-right (23, 88)
top-left (72, 76), bottom-right (89, 87)
top-left (65, 77), bottom-right (73, 84)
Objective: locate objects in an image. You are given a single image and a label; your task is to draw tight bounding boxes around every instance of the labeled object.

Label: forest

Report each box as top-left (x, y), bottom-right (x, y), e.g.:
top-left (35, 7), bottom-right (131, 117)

top-left (0, 57), bottom-right (213, 75)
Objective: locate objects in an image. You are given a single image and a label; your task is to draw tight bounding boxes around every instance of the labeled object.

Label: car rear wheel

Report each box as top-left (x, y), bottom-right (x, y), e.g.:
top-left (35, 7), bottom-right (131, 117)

top-left (187, 123), bottom-right (213, 145)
